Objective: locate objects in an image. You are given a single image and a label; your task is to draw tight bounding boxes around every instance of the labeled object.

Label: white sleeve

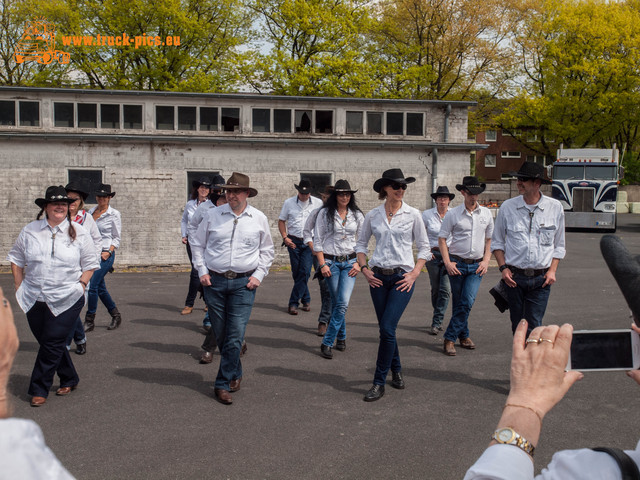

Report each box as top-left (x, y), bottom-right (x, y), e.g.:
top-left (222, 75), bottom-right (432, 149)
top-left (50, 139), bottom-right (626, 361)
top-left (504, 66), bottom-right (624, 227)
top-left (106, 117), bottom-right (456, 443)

top-left (181, 202), bottom-right (190, 238)
top-left (356, 212), bottom-right (373, 255)
top-left (464, 445), bottom-right (534, 480)
top-left (110, 210), bottom-right (122, 249)
top-left (7, 228), bottom-right (27, 268)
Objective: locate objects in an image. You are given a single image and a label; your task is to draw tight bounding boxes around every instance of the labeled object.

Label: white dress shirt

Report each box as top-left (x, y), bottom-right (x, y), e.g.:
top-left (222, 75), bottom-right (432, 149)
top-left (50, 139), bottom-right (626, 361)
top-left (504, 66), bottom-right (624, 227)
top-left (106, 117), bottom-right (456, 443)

top-left (422, 207), bottom-right (451, 249)
top-left (279, 195), bottom-right (323, 238)
top-left (0, 418), bottom-right (75, 480)
top-left (356, 202), bottom-right (431, 272)
top-left (187, 199), bottom-right (215, 240)
top-left (313, 208), bottom-right (365, 256)
top-left (302, 207), bottom-right (322, 245)
top-left (491, 194), bottom-right (566, 269)
top-left (464, 441), bottom-right (640, 480)
top-left (73, 209), bottom-right (102, 257)
top-left (181, 198), bottom-right (209, 238)
top-left (439, 204), bottom-right (494, 259)
top-left (7, 218), bottom-right (100, 316)
top-left (190, 203), bottom-right (275, 282)
top-left (88, 205), bottom-right (121, 250)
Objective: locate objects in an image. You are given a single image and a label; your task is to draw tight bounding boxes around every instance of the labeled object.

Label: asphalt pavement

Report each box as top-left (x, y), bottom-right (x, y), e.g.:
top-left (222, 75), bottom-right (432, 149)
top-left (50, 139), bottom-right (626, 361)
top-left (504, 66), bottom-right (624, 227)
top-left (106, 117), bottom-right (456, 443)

top-left (3, 215), bottom-right (640, 479)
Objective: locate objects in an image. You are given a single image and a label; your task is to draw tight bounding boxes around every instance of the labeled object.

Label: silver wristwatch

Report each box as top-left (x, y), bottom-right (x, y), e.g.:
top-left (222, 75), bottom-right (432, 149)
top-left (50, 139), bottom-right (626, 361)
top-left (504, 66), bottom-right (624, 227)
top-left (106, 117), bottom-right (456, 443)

top-left (491, 427), bottom-right (535, 456)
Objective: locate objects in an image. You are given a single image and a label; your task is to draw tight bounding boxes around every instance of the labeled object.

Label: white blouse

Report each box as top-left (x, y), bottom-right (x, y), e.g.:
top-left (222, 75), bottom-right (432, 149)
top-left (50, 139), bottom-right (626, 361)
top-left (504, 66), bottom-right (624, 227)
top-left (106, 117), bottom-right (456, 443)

top-left (7, 218), bottom-right (100, 315)
top-left (88, 205), bottom-right (122, 251)
top-left (313, 208), bottom-right (364, 256)
top-left (356, 202), bottom-right (431, 272)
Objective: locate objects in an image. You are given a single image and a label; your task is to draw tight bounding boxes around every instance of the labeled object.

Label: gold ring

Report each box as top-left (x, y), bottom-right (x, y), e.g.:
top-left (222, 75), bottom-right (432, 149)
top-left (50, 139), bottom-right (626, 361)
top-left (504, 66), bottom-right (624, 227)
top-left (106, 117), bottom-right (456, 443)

top-left (525, 338), bottom-right (540, 344)
top-left (539, 338), bottom-right (554, 344)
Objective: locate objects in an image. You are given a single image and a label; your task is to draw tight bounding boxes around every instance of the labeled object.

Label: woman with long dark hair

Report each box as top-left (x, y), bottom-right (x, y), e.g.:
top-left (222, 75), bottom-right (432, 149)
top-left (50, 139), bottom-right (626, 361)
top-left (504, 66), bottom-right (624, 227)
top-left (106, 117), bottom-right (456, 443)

top-left (356, 169), bottom-right (431, 402)
top-left (313, 180), bottom-right (364, 359)
top-left (8, 186), bottom-right (99, 406)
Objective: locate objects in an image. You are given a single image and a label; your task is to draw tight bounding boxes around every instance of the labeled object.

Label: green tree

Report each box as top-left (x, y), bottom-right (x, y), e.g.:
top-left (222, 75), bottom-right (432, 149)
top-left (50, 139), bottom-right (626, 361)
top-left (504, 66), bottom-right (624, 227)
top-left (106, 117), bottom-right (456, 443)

top-left (367, 0), bottom-right (520, 100)
top-left (248, 0), bottom-right (373, 96)
top-left (496, 0), bottom-right (640, 156)
top-left (15, 0), bottom-right (253, 91)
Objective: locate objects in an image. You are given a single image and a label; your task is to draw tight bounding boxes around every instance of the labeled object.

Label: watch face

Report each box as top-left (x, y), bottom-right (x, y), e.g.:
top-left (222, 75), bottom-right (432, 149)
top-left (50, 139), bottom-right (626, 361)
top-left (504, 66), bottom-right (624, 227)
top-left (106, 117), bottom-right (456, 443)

top-left (497, 428), bottom-right (515, 443)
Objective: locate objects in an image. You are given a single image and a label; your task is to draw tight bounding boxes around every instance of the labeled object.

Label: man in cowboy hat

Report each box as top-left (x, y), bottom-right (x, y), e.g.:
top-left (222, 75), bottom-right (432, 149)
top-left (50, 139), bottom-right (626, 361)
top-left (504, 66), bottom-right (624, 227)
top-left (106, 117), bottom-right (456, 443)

top-left (190, 172), bottom-right (274, 405)
top-left (492, 161), bottom-right (565, 335)
top-left (278, 179), bottom-right (323, 315)
top-left (439, 176), bottom-right (494, 356)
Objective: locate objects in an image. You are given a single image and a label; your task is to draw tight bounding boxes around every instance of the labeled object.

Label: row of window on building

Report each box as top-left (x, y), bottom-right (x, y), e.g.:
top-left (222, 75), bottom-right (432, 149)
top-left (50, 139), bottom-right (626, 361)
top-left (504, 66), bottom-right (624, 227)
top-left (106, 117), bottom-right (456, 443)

top-left (0, 100), bottom-right (427, 136)
top-left (484, 153), bottom-right (551, 168)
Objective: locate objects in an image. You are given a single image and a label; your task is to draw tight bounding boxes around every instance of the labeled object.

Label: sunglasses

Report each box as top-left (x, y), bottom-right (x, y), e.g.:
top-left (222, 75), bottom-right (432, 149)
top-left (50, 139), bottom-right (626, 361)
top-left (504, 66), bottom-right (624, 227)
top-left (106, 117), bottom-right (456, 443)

top-left (390, 183), bottom-right (407, 191)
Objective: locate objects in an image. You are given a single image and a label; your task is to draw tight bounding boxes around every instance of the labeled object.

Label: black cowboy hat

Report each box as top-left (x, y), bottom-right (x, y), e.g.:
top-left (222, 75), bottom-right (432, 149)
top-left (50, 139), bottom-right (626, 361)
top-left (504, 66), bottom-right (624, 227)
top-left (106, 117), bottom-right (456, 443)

top-left (456, 176), bottom-right (486, 195)
top-left (35, 185), bottom-right (76, 208)
top-left (95, 183), bottom-right (116, 198)
top-left (192, 176), bottom-right (213, 189)
top-left (64, 180), bottom-right (89, 200)
top-left (295, 179), bottom-right (312, 194)
top-left (224, 172), bottom-right (258, 198)
top-left (373, 168), bottom-right (416, 193)
top-left (211, 174), bottom-right (226, 188)
top-left (509, 161), bottom-right (551, 184)
top-left (334, 179), bottom-right (357, 194)
top-left (430, 185), bottom-right (455, 201)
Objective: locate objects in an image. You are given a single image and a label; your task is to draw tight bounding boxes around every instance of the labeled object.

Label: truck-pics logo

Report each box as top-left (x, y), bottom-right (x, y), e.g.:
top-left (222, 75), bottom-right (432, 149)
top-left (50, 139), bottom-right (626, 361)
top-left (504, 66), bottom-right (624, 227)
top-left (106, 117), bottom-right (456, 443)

top-left (15, 19), bottom-right (70, 65)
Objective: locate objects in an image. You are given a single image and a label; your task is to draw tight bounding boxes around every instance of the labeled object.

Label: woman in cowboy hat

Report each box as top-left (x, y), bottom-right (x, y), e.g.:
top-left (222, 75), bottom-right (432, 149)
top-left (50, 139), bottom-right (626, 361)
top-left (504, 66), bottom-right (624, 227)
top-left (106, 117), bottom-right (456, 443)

top-left (7, 186), bottom-right (99, 406)
top-left (180, 176), bottom-right (213, 315)
top-left (356, 169), bottom-right (431, 402)
top-left (313, 180), bottom-right (364, 359)
top-left (422, 186), bottom-right (455, 336)
top-left (85, 183), bottom-right (123, 331)
top-left (64, 181), bottom-right (102, 355)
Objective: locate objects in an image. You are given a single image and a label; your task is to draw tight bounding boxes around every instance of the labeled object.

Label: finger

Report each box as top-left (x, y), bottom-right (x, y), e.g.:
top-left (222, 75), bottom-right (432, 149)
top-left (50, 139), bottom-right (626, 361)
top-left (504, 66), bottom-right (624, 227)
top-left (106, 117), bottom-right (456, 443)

top-left (513, 319), bottom-right (529, 354)
top-left (553, 323), bottom-right (573, 353)
top-left (627, 370), bottom-right (640, 386)
top-left (538, 325), bottom-right (560, 346)
top-left (561, 370), bottom-right (584, 392)
top-left (632, 323), bottom-right (640, 335)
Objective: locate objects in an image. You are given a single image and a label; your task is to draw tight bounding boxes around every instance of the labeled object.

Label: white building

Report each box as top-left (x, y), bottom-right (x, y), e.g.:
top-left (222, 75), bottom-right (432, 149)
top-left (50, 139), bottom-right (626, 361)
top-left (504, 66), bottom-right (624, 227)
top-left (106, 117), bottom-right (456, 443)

top-left (0, 86), bottom-right (483, 267)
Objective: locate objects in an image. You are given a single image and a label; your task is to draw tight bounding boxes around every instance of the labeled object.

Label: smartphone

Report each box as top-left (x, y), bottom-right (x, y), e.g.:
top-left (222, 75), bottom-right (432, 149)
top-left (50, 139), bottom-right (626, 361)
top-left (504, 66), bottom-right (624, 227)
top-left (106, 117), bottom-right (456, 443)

top-left (567, 329), bottom-right (640, 371)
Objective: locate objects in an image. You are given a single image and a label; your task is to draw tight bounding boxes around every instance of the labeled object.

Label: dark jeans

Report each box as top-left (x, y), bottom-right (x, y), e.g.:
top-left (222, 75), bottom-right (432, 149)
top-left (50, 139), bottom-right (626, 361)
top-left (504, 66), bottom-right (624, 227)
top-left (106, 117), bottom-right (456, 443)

top-left (203, 275), bottom-right (256, 390)
top-left (313, 256), bottom-right (332, 324)
top-left (444, 260), bottom-right (483, 343)
top-left (369, 271), bottom-right (414, 386)
top-left (506, 272), bottom-right (551, 335)
top-left (87, 251), bottom-right (116, 314)
top-left (425, 253), bottom-right (451, 329)
top-left (27, 296), bottom-right (84, 398)
top-left (185, 242), bottom-right (201, 307)
top-left (287, 238), bottom-right (313, 307)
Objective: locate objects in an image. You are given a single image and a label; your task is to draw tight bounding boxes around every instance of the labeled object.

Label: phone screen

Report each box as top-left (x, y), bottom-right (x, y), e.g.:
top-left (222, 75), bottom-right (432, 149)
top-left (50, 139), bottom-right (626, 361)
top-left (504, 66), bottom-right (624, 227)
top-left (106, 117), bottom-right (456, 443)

top-left (570, 331), bottom-right (633, 370)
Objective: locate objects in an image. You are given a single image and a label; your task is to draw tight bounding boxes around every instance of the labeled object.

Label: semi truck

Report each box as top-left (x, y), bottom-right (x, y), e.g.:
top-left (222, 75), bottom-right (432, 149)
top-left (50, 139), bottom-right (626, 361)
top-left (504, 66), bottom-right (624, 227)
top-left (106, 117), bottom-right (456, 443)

top-left (550, 146), bottom-right (622, 232)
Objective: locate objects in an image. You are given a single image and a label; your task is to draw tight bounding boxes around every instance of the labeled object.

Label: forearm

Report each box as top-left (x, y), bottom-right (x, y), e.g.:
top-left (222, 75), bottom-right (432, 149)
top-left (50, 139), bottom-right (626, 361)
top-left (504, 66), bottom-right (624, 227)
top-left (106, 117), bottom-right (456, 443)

top-left (278, 220), bottom-right (288, 239)
top-left (494, 249), bottom-right (506, 267)
top-left (80, 269), bottom-right (95, 287)
top-left (483, 239), bottom-right (492, 261)
top-left (548, 258), bottom-right (560, 274)
top-left (10, 264), bottom-right (23, 290)
top-left (438, 238), bottom-right (450, 263)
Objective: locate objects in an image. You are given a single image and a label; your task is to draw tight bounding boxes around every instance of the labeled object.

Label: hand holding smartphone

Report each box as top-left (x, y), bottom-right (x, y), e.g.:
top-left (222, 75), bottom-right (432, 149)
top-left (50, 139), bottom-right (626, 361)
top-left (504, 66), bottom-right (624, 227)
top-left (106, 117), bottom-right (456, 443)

top-left (567, 329), bottom-right (640, 371)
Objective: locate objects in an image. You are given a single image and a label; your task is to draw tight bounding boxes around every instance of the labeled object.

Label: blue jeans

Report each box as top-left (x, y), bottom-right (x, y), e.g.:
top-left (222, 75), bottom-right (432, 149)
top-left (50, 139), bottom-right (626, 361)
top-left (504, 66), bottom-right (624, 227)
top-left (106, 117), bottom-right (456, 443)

top-left (426, 254), bottom-right (450, 329)
top-left (322, 259), bottom-right (357, 347)
top-left (66, 315), bottom-right (86, 348)
top-left (185, 242), bottom-right (201, 307)
top-left (27, 296), bottom-right (84, 397)
top-left (506, 272), bottom-right (551, 335)
top-left (203, 275), bottom-right (256, 390)
top-left (87, 252), bottom-right (116, 314)
top-left (313, 256), bottom-right (332, 324)
top-left (287, 238), bottom-right (313, 307)
top-left (369, 271), bottom-right (414, 386)
top-left (444, 261), bottom-right (484, 342)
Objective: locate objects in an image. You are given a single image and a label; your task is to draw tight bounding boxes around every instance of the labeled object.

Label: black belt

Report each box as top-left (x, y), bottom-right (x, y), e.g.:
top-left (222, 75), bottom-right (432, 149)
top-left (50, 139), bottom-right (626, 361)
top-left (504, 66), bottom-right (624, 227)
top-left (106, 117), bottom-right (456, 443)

top-left (324, 252), bottom-right (357, 262)
top-left (508, 266), bottom-right (548, 277)
top-left (287, 235), bottom-right (303, 242)
top-left (431, 247), bottom-right (440, 252)
top-left (450, 254), bottom-right (483, 264)
top-left (372, 266), bottom-right (405, 276)
top-left (209, 269), bottom-right (254, 280)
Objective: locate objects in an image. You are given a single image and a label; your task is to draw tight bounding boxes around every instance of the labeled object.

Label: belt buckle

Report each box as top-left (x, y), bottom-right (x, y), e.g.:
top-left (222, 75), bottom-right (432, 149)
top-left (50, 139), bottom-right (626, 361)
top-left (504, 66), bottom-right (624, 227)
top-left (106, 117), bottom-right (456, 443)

top-left (381, 268), bottom-right (394, 275)
top-left (523, 268), bottom-right (535, 277)
top-left (223, 271), bottom-right (238, 279)
top-left (336, 255), bottom-right (347, 262)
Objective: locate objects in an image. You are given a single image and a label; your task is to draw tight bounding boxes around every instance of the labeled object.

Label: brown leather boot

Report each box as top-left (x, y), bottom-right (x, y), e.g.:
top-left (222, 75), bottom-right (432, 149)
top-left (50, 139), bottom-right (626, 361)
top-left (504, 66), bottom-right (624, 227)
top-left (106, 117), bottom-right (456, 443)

top-left (444, 340), bottom-right (457, 356)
